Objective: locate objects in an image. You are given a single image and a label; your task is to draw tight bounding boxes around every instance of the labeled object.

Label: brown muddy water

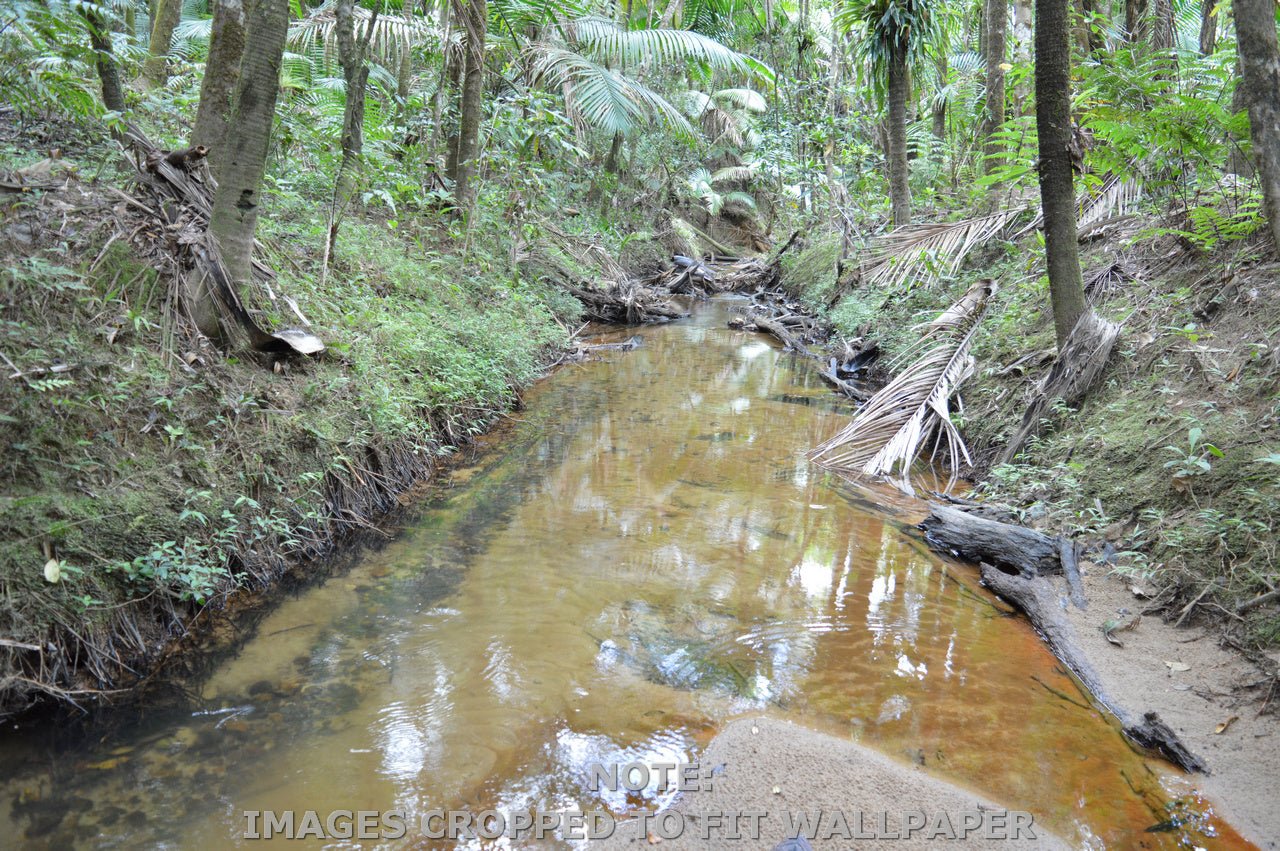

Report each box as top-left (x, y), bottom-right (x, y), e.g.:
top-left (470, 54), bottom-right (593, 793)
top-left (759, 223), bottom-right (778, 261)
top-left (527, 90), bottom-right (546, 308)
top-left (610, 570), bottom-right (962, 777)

top-left (0, 298), bottom-right (1249, 849)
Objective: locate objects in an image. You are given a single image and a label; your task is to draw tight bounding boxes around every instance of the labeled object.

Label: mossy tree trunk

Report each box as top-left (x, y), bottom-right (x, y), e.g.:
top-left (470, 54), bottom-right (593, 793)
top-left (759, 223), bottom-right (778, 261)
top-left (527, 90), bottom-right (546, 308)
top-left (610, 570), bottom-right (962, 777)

top-left (887, 40), bottom-right (912, 227)
top-left (325, 0), bottom-right (379, 261)
top-left (1012, 0), bottom-right (1032, 114)
top-left (1035, 0), bottom-right (1086, 348)
top-left (193, 0), bottom-right (247, 178)
top-left (82, 10), bottom-right (127, 113)
top-left (983, 0), bottom-right (1008, 170)
top-left (1197, 0), bottom-right (1217, 55)
top-left (1124, 0), bottom-right (1147, 42)
top-left (452, 0), bottom-right (487, 208)
top-left (144, 0), bottom-right (183, 84)
top-left (208, 0), bottom-right (290, 294)
top-left (1236, 0), bottom-right (1280, 252)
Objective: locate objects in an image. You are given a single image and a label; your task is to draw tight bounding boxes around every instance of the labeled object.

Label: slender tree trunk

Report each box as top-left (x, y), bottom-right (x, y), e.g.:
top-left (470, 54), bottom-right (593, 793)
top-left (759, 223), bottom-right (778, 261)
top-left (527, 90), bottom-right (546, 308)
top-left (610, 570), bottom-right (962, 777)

top-left (1124, 0), bottom-right (1148, 43)
top-left (1150, 0), bottom-right (1175, 51)
top-left (1035, 0), bottom-right (1086, 348)
top-left (325, 0), bottom-right (380, 264)
top-left (827, 14), bottom-right (844, 225)
top-left (1198, 0), bottom-right (1217, 55)
top-left (397, 0), bottom-right (414, 104)
top-left (208, 0), bottom-right (290, 293)
top-left (144, 0), bottom-right (183, 84)
top-left (932, 53), bottom-right (948, 141)
top-left (452, 0), bottom-right (487, 208)
top-left (604, 131), bottom-right (624, 172)
top-left (1236, 0), bottom-right (1280, 252)
top-left (193, 0), bottom-right (247, 177)
top-left (336, 0), bottom-right (375, 163)
top-left (83, 11), bottom-right (126, 113)
top-left (983, 0), bottom-right (1008, 169)
top-left (1227, 55), bottom-right (1254, 177)
top-left (1012, 0), bottom-right (1032, 114)
top-left (887, 41), bottom-right (912, 227)
top-left (434, 2), bottom-right (457, 171)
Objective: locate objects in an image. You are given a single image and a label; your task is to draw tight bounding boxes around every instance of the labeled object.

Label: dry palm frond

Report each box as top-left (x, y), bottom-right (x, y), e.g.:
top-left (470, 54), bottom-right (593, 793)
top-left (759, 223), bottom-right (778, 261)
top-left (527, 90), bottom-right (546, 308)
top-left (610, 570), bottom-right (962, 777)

top-left (1016, 175), bottom-right (1143, 238)
top-left (912, 278), bottom-right (995, 340)
top-left (1084, 261), bottom-right (1137, 305)
top-left (997, 310), bottom-right (1121, 466)
top-left (809, 281), bottom-right (997, 495)
top-left (862, 210), bottom-right (1023, 291)
top-left (1077, 175), bottom-right (1142, 232)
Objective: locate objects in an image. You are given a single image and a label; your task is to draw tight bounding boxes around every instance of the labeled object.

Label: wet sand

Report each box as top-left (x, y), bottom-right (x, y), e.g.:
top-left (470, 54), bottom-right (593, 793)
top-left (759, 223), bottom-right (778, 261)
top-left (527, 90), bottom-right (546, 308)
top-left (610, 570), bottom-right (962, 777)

top-left (600, 717), bottom-right (1068, 849)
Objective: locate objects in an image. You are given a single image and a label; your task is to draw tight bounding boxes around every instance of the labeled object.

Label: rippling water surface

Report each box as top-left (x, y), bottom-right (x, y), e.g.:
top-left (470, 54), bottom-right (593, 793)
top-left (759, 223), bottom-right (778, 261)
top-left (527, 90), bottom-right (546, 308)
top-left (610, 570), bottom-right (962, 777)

top-left (0, 298), bottom-right (1246, 848)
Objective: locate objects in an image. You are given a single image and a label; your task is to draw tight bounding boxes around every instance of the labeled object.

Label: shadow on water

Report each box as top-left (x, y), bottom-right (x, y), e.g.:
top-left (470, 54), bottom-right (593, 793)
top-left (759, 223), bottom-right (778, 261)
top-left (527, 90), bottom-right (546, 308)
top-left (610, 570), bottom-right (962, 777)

top-left (0, 300), bottom-right (1248, 849)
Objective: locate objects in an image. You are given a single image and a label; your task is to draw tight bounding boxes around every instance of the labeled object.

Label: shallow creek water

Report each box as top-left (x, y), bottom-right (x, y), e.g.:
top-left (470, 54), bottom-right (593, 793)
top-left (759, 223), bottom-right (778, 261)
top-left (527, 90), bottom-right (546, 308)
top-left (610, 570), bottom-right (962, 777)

top-left (0, 298), bottom-right (1248, 849)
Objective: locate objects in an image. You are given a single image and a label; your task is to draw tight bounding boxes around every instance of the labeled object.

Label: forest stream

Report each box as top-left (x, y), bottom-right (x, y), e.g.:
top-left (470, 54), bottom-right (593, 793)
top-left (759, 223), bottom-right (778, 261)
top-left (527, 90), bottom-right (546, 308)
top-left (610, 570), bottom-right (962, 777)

top-left (0, 298), bottom-right (1249, 849)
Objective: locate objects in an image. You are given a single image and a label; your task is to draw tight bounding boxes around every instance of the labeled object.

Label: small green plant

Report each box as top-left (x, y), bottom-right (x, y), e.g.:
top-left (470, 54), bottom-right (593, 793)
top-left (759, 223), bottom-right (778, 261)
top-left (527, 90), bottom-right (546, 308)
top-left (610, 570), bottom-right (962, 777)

top-left (1163, 427), bottom-right (1224, 498)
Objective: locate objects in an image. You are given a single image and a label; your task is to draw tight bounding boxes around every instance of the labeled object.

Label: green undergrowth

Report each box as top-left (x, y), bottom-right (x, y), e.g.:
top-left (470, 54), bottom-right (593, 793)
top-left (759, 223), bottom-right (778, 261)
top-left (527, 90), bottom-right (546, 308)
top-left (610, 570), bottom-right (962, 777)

top-left (798, 223), bottom-right (1279, 647)
top-left (0, 137), bottom-right (585, 715)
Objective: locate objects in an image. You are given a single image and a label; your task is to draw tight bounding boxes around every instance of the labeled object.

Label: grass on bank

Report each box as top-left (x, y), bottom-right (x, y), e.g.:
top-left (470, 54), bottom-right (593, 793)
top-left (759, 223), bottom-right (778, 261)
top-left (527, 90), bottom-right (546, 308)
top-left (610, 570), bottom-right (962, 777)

top-left (0, 133), bottom-right (587, 713)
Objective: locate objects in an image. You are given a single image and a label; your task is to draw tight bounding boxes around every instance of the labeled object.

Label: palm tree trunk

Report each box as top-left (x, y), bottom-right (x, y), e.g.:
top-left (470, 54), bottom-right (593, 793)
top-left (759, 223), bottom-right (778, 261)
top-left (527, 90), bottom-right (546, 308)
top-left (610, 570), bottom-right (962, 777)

top-left (208, 0), bottom-right (290, 293)
top-left (144, 0), bottom-right (182, 84)
top-left (452, 0), bottom-right (487, 208)
top-left (983, 0), bottom-right (1008, 169)
top-left (1197, 0), bottom-right (1217, 55)
top-left (83, 11), bottom-right (126, 113)
top-left (887, 41), bottom-right (912, 227)
top-left (193, 0), bottom-right (247, 177)
top-left (1035, 0), bottom-right (1086, 348)
top-left (1236, 0), bottom-right (1280, 252)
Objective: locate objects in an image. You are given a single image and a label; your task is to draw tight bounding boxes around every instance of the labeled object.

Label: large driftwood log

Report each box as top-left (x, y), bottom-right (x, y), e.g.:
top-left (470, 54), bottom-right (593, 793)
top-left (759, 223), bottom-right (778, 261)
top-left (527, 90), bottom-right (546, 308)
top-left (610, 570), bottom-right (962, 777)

top-left (920, 504), bottom-right (1062, 577)
top-left (565, 283), bottom-right (686, 324)
top-left (748, 315), bottom-right (812, 356)
top-left (977, 563), bottom-right (1208, 774)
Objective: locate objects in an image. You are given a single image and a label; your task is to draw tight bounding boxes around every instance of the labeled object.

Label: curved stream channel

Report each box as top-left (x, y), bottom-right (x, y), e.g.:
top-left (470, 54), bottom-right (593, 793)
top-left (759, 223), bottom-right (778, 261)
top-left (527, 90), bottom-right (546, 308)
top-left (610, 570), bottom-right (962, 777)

top-left (0, 299), bottom-right (1247, 849)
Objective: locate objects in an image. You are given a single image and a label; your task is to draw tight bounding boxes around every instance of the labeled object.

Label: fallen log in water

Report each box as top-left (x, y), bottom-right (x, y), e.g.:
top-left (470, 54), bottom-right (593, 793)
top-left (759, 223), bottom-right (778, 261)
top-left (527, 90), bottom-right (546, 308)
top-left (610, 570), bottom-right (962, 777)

top-left (976, 562), bottom-right (1208, 774)
top-left (747, 315), bottom-right (812, 355)
top-left (565, 282), bottom-right (686, 324)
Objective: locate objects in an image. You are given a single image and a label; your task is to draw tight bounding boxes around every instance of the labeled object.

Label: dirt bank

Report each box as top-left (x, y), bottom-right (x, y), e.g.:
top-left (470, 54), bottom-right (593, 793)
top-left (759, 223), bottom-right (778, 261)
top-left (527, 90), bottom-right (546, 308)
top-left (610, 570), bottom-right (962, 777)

top-left (601, 718), bottom-right (1068, 849)
top-left (1062, 564), bottom-right (1280, 848)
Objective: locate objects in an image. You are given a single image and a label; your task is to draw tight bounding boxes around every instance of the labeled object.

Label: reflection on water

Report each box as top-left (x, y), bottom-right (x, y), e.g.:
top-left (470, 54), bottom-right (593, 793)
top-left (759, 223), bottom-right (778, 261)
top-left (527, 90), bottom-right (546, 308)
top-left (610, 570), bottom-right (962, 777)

top-left (0, 299), bottom-right (1246, 849)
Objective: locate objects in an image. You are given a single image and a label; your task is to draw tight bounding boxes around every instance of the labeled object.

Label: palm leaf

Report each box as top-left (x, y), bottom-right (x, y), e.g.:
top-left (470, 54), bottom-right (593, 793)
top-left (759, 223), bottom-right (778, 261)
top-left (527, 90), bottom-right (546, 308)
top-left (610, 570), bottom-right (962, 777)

top-left (531, 47), bottom-right (694, 138)
top-left (288, 3), bottom-right (434, 66)
top-left (862, 209), bottom-right (1022, 290)
top-left (570, 18), bottom-right (775, 85)
top-left (809, 281), bottom-right (995, 495)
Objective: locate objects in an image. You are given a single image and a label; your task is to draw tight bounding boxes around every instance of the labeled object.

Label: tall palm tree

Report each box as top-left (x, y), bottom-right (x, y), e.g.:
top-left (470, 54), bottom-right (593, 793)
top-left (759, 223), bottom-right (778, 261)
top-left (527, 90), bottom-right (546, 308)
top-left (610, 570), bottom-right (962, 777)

top-left (838, 0), bottom-right (944, 226)
top-left (1035, 0), bottom-right (1086, 347)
